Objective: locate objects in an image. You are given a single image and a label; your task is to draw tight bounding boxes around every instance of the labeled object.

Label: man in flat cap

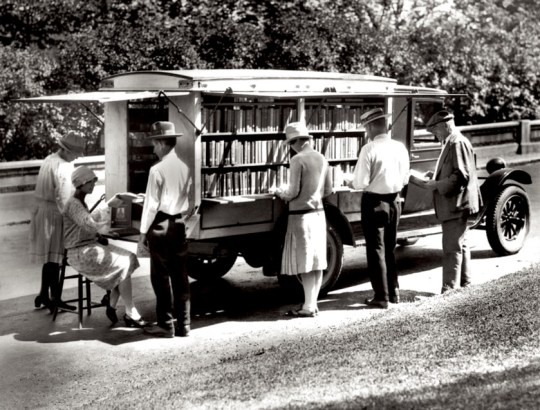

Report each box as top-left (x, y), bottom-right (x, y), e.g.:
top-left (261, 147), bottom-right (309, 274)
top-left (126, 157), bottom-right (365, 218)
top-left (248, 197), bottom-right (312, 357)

top-left (351, 108), bottom-right (410, 309)
top-left (420, 111), bottom-right (481, 293)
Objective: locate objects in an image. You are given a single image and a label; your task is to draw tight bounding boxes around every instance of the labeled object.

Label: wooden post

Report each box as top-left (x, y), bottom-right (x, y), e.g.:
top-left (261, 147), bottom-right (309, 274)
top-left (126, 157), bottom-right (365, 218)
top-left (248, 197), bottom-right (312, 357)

top-left (517, 120), bottom-right (530, 154)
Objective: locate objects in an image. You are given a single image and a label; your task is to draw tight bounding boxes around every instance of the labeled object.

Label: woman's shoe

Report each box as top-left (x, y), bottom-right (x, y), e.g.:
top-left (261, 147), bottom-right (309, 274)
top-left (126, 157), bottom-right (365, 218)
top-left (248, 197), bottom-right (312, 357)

top-left (34, 295), bottom-right (52, 309)
top-left (123, 314), bottom-right (148, 328)
top-left (285, 308), bottom-right (317, 318)
top-left (106, 306), bottom-right (118, 324)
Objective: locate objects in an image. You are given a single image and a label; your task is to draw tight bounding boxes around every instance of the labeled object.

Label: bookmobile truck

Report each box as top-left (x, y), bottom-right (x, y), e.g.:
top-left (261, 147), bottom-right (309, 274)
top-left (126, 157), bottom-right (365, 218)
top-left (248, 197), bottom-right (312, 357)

top-left (19, 69), bottom-right (532, 295)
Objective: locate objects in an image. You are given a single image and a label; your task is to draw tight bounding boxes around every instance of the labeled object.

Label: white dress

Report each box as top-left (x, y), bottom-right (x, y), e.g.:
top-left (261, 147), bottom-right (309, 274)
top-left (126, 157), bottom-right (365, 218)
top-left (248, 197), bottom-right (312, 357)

top-left (29, 152), bottom-right (74, 264)
top-left (63, 198), bottom-right (139, 290)
top-left (278, 148), bottom-right (332, 275)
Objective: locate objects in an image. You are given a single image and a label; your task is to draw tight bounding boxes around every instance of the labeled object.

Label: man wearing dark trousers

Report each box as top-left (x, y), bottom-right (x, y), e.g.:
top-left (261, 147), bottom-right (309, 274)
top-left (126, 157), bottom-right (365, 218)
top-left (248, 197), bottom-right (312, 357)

top-left (417, 111), bottom-right (481, 293)
top-left (351, 108), bottom-right (409, 309)
top-left (139, 121), bottom-right (193, 337)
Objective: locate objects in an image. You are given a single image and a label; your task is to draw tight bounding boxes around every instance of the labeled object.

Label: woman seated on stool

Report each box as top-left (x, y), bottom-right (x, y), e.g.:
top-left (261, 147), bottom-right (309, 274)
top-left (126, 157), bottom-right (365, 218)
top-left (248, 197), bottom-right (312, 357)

top-left (62, 165), bottom-right (147, 328)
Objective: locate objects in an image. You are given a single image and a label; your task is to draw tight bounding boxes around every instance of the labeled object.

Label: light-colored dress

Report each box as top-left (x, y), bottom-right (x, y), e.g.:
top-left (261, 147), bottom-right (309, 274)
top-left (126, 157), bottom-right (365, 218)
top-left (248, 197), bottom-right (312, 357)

top-left (29, 152), bottom-right (75, 264)
top-left (278, 148), bottom-right (333, 275)
top-left (63, 197), bottom-right (139, 290)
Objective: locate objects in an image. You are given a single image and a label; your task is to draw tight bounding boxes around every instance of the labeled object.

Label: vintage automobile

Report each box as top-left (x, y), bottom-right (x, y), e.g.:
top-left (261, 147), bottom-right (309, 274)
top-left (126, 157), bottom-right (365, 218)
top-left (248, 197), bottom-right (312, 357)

top-left (17, 69), bottom-right (533, 295)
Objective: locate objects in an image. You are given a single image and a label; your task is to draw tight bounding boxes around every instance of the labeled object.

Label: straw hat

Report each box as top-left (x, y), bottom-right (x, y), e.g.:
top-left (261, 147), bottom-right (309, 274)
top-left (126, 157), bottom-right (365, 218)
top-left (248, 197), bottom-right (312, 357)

top-left (58, 131), bottom-right (85, 156)
top-left (360, 108), bottom-right (391, 126)
top-left (147, 121), bottom-right (183, 138)
top-left (284, 122), bottom-right (312, 144)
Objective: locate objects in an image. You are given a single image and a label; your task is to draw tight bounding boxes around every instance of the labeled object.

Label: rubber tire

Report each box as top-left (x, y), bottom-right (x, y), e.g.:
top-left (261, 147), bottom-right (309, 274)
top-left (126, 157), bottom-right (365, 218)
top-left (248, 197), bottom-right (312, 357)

top-left (486, 185), bottom-right (530, 256)
top-left (278, 223), bottom-right (344, 297)
top-left (186, 254), bottom-right (237, 281)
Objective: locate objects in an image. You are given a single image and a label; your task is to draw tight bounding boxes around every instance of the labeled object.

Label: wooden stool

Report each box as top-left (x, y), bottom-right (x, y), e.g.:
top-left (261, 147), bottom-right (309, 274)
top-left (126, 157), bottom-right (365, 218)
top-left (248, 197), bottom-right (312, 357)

top-left (52, 250), bottom-right (109, 328)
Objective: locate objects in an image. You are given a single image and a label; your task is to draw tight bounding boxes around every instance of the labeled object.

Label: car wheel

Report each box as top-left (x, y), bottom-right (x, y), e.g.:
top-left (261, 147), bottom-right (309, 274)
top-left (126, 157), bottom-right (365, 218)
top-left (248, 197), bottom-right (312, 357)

top-left (486, 185), bottom-right (530, 256)
top-left (186, 254), bottom-right (237, 281)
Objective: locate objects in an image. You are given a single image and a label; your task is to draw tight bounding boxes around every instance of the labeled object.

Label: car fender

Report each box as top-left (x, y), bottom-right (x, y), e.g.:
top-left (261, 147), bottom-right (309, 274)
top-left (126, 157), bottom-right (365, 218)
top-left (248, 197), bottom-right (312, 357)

top-left (470, 168), bottom-right (533, 229)
top-left (324, 202), bottom-right (355, 246)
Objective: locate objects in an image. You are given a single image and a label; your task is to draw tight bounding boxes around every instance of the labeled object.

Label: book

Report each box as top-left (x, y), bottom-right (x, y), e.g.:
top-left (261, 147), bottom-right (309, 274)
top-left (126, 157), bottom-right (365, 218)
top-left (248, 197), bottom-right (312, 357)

top-left (107, 192), bottom-right (145, 207)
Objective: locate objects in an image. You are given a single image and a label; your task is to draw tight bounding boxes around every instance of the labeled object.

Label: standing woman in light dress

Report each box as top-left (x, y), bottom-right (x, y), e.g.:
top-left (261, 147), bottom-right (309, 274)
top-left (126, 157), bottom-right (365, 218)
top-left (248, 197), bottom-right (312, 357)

top-left (29, 131), bottom-right (85, 312)
top-left (273, 122), bottom-right (333, 317)
top-left (63, 166), bottom-right (147, 327)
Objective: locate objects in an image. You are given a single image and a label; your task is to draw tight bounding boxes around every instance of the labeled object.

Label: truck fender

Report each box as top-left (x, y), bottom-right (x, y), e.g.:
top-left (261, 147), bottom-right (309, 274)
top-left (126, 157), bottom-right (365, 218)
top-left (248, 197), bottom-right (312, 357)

top-left (323, 202), bottom-right (355, 247)
top-left (480, 168), bottom-right (532, 202)
top-left (470, 168), bottom-right (532, 229)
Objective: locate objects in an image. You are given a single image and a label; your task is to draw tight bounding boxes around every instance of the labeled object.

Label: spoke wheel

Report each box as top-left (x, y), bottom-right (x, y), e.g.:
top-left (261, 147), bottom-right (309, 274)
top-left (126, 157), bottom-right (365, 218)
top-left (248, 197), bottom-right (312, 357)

top-left (486, 185), bottom-right (530, 255)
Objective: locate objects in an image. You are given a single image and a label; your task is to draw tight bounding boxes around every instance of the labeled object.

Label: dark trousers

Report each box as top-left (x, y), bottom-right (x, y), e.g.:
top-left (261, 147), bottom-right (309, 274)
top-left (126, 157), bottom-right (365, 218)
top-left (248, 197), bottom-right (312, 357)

top-left (147, 212), bottom-right (190, 328)
top-left (361, 192), bottom-right (401, 302)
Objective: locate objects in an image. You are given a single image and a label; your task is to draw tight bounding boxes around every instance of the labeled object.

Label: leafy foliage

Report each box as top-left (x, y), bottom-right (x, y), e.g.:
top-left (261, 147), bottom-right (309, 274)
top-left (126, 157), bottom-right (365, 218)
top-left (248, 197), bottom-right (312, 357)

top-left (1, 0), bottom-right (540, 160)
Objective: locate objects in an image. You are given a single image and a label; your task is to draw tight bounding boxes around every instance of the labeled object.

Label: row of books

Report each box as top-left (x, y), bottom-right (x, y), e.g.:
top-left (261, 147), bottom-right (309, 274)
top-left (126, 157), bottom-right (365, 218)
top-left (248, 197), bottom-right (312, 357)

top-left (201, 135), bottom-right (363, 167)
top-left (305, 104), bottom-right (384, 131)
top-left (202, 163), bottom-right (357, 198)
top-left (201, 106), bottom-right (297, 134)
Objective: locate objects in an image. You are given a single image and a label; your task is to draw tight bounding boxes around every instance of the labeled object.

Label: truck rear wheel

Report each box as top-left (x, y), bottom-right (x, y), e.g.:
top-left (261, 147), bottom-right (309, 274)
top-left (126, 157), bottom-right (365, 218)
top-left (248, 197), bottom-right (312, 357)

top-left (186, 254), bottom-right (237, 281)
top-left (486, 185), bottom-right (530, 255)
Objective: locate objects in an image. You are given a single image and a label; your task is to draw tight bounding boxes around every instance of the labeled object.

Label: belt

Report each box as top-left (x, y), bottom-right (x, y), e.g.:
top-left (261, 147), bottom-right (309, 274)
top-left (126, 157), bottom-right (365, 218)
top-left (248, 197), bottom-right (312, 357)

top-left (156, 211), bottom-right (183, 219)
top-left (363, 192), bottom-right (399, 202)
top-left (288, 208), bottom-right (324, 215)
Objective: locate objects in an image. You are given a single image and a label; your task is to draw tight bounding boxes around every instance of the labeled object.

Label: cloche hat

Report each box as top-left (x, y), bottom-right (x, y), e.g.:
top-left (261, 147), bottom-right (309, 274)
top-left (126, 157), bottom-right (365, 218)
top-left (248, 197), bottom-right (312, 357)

top-left (71, 165), bottom-right (97, 188)
top-left (284, 122), bottom-right (312, 144)
top-left (426, 111), bottom-right (454, 129)
top-left (360, 108), bottom-right (391, 126)
top-left (147, 121), bottom-right (183, 139)
top-left (58, 131), bottom-right (85, 156)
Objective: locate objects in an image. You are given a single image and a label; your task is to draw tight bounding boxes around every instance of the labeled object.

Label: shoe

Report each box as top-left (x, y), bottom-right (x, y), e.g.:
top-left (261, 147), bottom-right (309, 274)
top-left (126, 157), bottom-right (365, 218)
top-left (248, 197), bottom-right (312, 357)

top-left (285, 308), bottom-right (317, 318)
top-left (106, 306), bottom-right (118, 324)
top-left (143, 325), bottom-right (174, 338)
top-left (34, 295), bottom-right (52, 309)
top-left (175, 325), bottom-right (190, 337)
top-left (364, 298), bottom-right (389, 309)
top-left (390, 290), bottom-right (400, 304)
top-left (124, 314), bottom-right (148, 328)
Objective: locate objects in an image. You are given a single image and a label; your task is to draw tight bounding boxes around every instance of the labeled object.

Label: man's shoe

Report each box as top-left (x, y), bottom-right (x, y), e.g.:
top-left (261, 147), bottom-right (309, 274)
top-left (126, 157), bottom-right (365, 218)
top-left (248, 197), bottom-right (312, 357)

top-left (390, 295), bottom-right (400, 304)
top-left (144, 325), bottom-right (174, 338)
top-left (365, 298), bottom-right (389, 309)
top-left (175, 325), bottom-right (190, 337)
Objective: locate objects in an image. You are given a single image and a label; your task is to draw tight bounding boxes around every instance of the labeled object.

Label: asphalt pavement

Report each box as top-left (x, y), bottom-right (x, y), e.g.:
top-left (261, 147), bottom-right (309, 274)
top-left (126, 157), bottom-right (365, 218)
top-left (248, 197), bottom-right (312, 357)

top-left (1, 150), bottom-right (539, 409)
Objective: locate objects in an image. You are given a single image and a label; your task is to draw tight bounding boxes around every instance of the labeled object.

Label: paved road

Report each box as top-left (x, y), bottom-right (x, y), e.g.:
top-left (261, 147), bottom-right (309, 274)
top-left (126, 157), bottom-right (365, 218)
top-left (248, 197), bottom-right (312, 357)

top-left (0, 162), bottom-right (538, 409)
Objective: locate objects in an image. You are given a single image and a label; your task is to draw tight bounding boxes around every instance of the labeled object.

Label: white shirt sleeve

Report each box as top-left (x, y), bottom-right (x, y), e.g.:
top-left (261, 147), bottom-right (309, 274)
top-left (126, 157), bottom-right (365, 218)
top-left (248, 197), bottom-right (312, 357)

top-left (139, 167), bottom-right (162, 234)
top-left (352, 147), bottom-right (370, 190)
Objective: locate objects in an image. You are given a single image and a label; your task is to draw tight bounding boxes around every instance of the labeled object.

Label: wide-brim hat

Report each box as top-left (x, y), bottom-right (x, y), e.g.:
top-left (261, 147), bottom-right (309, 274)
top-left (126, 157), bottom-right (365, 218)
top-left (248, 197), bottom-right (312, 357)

top-left (58, 131), bottom-right (85, 156)
top-left (360, 108), bottom-right (391, 126)
top-left (426, 111), bottom-right (454, 130)
top-left (71, 165), bottom-right (97, 188)
top-left (147, 121), bottom-right (183, 139)
top-left (284, 122), bottom-right (312, 144)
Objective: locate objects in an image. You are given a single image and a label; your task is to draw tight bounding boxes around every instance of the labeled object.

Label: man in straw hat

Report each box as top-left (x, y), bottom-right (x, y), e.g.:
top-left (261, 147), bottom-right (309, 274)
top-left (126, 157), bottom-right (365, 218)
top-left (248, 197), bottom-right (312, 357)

top-left (29, 130), bottom-right (85, 312)
top-left (350, 108), bottom-right (409, 309)
top-left (139, 121), bottom-right (193, 338)
top-left (414, 111), bottom-right (481, 293)
top-left (272, 121), bottom-right (333, 317)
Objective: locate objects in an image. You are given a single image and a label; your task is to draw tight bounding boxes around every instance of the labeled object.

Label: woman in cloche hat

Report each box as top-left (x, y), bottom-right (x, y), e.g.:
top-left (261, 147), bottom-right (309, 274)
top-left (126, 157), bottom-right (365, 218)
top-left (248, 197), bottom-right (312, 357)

top-left (62, 166), bottom-right (148, 327)
top-left (271, 122), bottom-right (333, 317)
top-left (29, 131), bottom-right (85, 312)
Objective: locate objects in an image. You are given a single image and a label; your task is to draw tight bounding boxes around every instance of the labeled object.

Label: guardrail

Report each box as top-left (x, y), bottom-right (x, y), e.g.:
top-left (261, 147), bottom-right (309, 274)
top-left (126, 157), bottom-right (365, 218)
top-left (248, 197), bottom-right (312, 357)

top-left (1, 120), bottom-right (540, 194)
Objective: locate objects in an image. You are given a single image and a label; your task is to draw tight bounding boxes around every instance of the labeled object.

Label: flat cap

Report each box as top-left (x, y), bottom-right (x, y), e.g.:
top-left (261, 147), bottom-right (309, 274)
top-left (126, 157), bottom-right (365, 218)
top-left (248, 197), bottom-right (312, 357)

top-left (426, 111), bottom-right (454, 129)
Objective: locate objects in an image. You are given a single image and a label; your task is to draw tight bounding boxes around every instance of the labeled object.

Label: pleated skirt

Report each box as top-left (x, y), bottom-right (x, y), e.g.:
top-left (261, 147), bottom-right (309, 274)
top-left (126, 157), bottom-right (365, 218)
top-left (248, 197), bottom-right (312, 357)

top-left (281, 211), bottom-right (327, 276)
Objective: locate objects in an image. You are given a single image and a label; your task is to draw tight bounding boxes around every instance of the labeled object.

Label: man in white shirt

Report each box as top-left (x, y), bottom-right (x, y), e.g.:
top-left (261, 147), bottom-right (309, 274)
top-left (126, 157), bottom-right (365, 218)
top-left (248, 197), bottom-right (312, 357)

top-left (139, 121), bottom-right (193, 338)
top-left (352, 108), bottom-right (409, 308)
